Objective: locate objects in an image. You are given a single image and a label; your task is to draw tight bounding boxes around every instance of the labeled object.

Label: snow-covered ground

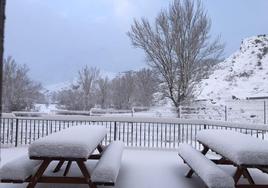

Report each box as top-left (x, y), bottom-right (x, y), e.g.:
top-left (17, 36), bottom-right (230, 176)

top-left (1, 147), bottom-right (268, 188)
top-left (180, 99), bottom-right (268, 123)
top-left (32, 99), bottom-right (268, 124)
top-left (198, 35), bottom-right (268, 102)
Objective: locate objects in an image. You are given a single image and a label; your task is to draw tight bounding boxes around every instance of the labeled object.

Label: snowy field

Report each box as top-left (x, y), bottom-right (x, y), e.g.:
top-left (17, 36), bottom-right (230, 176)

top-left (34, 99), bottom-right (268, 124)
top-left (1, 147), bottom-right (268, 188)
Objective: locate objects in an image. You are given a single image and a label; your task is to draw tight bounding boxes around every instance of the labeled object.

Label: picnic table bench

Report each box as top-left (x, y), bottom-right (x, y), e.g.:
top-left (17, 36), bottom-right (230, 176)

top-left (0, 125), bottom-right (124, 188)
top-left (179, 129), bottom-right (268, 188)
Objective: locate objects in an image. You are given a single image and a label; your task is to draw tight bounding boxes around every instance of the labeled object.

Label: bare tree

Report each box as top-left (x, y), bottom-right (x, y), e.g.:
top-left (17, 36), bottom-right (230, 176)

top-left (97, 77), bottom-right (110, 108)
top-left (2, 57), bottom-right (43, 112)
top-left (78, 66), bottom-right (100, 110)
top-left (56, 86), bottom-right (83, 111)
top-left (128, 0), bottom-right (224, 116)
top-left (111, 71), bottom-right (135, 109)
top-left (134, 68), bottom-right (158, 107)
top-left (110, 69), bottom-right (157, 109)
top-left (57, 66), bottom-right (100, 111)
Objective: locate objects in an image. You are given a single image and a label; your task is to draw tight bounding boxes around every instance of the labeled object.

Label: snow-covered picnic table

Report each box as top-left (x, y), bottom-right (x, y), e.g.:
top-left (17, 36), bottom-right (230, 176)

top-left (197, 130), bottom-right (268, 166)
top-left (179, 129), bottom-right (268, 188)
top-left (195, 130), bottom-right (268, 187)
top-left (0, 125), bottom-right (124, 188)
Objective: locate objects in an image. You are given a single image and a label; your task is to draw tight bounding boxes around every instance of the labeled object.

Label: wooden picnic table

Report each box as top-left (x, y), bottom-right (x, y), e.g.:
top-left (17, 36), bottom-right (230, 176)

top-left (195, 129), bottom-right (268, 188)
top-left (26, 125), bottom-right (107, 188)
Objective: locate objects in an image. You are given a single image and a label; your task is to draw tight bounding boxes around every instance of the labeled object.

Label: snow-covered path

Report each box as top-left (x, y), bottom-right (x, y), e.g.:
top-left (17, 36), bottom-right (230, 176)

top-left (1, 147), bottom-right (268, 188)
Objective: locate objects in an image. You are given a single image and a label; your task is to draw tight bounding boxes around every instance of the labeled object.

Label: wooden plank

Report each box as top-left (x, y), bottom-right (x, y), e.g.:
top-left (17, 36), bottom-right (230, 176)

top-left (33, 176), bottom-right (88, 184)
top-left (30, 156), bottom-right (87, 161)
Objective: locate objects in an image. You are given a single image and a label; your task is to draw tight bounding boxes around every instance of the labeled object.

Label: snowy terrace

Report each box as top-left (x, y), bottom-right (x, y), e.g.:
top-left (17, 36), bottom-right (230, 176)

top-left (1, 147), bottom-right (268, 188)
top-left (1, 116), bottom-right (268, 187)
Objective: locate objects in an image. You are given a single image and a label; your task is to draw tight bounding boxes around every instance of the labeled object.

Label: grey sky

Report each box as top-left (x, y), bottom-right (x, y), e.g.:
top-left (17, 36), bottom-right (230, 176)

top-left (4, 0), bottom-right (268, 87)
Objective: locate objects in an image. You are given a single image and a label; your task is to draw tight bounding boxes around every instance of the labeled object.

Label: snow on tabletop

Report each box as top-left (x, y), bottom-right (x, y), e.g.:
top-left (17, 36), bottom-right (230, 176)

top-left (0, 154), bottom-right (41, 181)
top-left (179, 144), bottom-right (234, 188)
top-left (197, 130), bottom-right (268, 165)
top-left (91, 141), bottom-right (124, 183)
top-left (28, 125), bottom-right (107, 159)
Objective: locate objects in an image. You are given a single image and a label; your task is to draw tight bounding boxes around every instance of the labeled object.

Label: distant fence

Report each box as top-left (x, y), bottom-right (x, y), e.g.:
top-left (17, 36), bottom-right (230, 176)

top-left (1, 116), bottom-right (267, 150)
top-left (180, 100), bottom-right (268, 124)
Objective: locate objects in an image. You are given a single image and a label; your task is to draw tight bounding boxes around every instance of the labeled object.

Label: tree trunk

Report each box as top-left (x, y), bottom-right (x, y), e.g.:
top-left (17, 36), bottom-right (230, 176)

top-left (0, 0), bottom-right (6, 116)
top-left (0, 0), bottom-right (6, 164)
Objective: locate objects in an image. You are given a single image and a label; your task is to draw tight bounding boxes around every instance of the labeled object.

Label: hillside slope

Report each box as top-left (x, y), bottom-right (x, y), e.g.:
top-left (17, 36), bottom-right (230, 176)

top-left (198, 35), bottom-right (268, 102)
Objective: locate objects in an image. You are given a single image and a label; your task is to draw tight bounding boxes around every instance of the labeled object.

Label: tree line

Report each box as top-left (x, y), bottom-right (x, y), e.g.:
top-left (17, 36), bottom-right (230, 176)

top-left (54, 66), bottom-right (158, 111)
top-left (2, 57), bottom-right (44, 112)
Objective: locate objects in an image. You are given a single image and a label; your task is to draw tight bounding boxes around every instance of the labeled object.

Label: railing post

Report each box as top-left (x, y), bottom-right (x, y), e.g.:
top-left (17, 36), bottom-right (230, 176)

top-left (225, 105), bottom-right (227, 121)
top-left (15, 118), bottom-right (19, 147)
top-left (264, 101), bottom-right (266, 124)
top-left (178, 106), bottom-right (181, 118)
top-left (114, 121), bottom-right (117, 140)
top-left (131, 107), bottom-right (134, 117)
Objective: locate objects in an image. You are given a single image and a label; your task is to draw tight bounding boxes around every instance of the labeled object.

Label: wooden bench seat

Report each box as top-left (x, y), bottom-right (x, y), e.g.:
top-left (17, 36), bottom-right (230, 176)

top-left (178, 143), bottom-right (235, 188)
top-left (0, 155), bottom-right (41, 183)
top-left (91, 141), bottom-right (124, 185)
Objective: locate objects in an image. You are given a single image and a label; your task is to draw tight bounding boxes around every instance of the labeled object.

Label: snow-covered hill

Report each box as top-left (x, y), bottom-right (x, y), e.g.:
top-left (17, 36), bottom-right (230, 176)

top-left (198, 35), bottom-right (268, 103)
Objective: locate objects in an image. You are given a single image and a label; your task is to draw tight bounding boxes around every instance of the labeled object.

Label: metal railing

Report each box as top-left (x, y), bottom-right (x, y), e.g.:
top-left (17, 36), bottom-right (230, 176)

top-left (1, 116), bottom-right (267, 149)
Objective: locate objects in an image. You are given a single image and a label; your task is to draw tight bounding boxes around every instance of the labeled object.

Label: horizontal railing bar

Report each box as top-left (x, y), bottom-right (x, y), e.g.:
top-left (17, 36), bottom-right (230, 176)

top-left (1, 116), bottom-right (267, 131)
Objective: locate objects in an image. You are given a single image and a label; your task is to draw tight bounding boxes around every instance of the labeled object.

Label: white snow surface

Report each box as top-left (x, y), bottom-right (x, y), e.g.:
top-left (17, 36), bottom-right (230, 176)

top-left (197, 130), bottom-right (268, 165)
top-left (0, 154), bottom-right (41, 181)
top-left (28, 125), bottom-right (107, 159)
top-left (178, 144), bottom-right (234, 188)
top-left (198, 35), bottom-right (268, 103)
top-left (91, 141), bottom-right (124, 183)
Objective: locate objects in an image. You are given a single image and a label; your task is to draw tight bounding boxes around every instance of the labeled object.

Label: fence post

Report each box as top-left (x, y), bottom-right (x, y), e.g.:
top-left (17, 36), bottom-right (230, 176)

top-left (225, 106), bottom-right (228, 121)
top-left (114, 121), bottom-right (117, 140)
top-left (131, 107), bottom-right (134, 117)
top-left (15, 118), bottom-right (19, 147)
top-left (264, 101), bottom-right (267, 124)
top-left (178, 106), bottom-right (181, 118)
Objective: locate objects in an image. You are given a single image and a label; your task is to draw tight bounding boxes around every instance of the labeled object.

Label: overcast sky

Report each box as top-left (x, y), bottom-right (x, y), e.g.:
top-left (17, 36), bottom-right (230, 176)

top-left (4, 0), bottom-right (268, 87)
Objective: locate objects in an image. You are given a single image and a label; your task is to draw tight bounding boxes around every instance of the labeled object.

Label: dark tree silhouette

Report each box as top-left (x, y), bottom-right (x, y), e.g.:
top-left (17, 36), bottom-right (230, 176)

top-left (0, 0), bottom-right (6, 116)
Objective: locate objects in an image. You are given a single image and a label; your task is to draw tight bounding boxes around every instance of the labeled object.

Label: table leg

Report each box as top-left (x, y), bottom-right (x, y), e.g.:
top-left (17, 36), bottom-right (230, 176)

top-left (201, 146), bottom-right (209, 155)
top-left (97, 144), bottom-right (104, 153)
top-left (27, 159), bottom-right (51, 188)
top-left (76, 160), bottom-right (96, 188)
top-left (242, 168), bottom-right (255, 185)
top-left (53, 160), bottom-right (65, 173)
top-left (234, 167), bottom-right (244, 184)
top-left (64, 161), bottom-right (72, 176)
top-left (234, 166), bottom-right (255, 185)
top-left (186, 169), bottom-right (194, 178)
